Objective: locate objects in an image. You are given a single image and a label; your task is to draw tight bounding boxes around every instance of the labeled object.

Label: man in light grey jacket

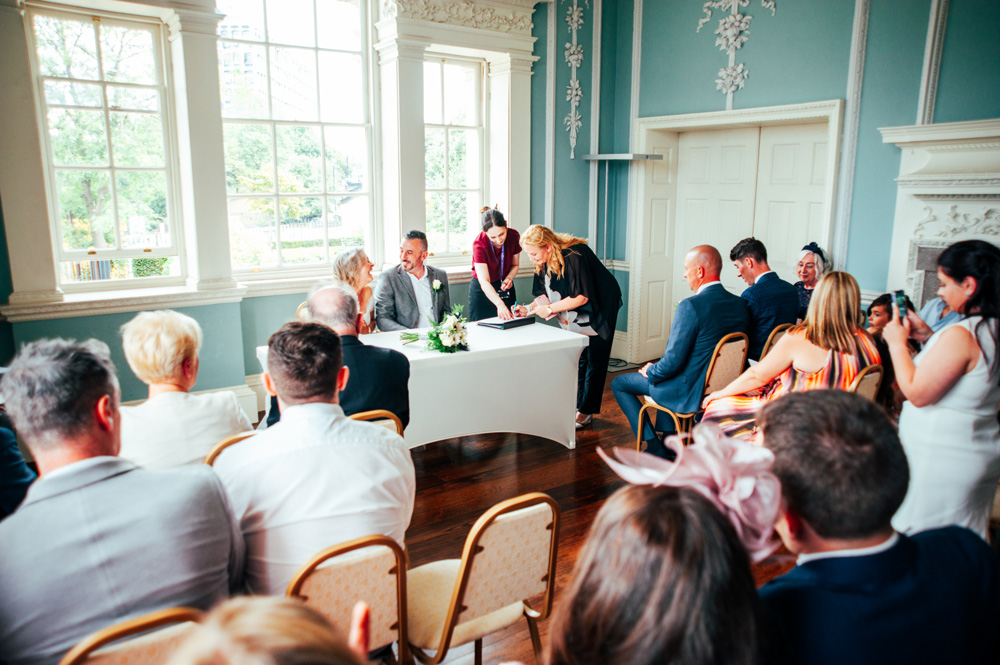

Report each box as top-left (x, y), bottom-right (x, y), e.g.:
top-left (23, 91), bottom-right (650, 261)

top-left (0, 339), bottom-right (244, 665)
top-left (375, 230), bottom-right (451, 330)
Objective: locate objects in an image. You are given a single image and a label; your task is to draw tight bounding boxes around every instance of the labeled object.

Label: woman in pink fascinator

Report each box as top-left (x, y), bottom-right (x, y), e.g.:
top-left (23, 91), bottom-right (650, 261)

top-left (544, 424), bottom-right (781, 665)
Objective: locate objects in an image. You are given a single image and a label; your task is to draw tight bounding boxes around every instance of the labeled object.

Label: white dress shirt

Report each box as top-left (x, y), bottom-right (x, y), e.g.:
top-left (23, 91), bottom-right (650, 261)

top-left (754, 270), bottom-right (775, 284)
top-left (697, 280), bottom-right (722, 294)
top-left (120, 391), bottom-right (252, 469)
top-left (797, 532), bottom-right (899, 565)
top-left (406, 269), bottom-right (436, 327)
top-left (213, 402), bottom-right (416, 595)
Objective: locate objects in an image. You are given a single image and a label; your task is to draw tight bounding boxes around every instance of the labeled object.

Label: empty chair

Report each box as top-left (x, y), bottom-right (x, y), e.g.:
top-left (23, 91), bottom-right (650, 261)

top-left (287, 535), bottom-right (409, 665)
top-left (636, 332), bottom-right (748, 449)
top-left (58, 607), bottom-right (202, 665)
top-left (350, 409), bottom-right (404, 435)
top-left (847, 364), bottom-right (883, 402)
top-left (761, 323), bottom-right (794, 359)
top-left (296, 301), bottom-right (310, 320)
top-left (405, 493), bottom-right (560, 665)
top-left (204, 432), bottom-right (254, 465)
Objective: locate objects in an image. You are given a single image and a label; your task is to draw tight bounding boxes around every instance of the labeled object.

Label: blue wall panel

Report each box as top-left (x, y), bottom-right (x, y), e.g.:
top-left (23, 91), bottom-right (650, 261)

top-left (934, 0), bottom-right (1000, 124)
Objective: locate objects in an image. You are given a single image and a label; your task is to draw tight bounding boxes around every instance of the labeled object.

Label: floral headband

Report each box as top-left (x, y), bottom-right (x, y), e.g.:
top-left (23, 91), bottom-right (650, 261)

top-left (597, 423), bottom-right (782, 563)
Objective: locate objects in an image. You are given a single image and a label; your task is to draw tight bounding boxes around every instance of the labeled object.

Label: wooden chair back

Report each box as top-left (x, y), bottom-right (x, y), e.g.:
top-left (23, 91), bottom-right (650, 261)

top-left (205, 432), bottom-right (254, 465)
top-left (350, 409), bottom-right (404, 435)
top-left (847, 364), bottom-right (883, 402)
top-left (287, 535), bottom-right (408, 664)
top-left (57, 607), bottom-right (202, 665)
top-left (760, 323), bottom-right (794, 359)
top-left (296, 301), bottom-right (309, 320)
top-left (703, 332), bottom-right (749, 395)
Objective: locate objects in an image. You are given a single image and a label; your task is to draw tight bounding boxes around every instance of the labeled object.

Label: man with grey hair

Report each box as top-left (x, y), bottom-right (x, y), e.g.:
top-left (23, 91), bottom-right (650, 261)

top-left (266, 280), bottom-right (410, 428)
top-left (0, 339), bottom-right (244, 665)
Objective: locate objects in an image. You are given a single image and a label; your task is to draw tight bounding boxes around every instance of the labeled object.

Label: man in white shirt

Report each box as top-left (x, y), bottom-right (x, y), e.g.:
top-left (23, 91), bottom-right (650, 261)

top-left (214, 321), bottom-right (415, 596)
top-left (375, 230), bottom-right (451, 330)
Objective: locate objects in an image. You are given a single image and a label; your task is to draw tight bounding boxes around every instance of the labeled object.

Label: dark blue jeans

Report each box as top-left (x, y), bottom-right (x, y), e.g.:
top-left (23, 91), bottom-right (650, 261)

top-left (610, 371), bottom-right (677, 455)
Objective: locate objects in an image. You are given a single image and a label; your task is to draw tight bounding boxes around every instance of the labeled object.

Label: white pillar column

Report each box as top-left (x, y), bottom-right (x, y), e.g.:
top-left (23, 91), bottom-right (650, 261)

top-left (166, 8), bottom-right (237, 290)
top-left (487, 52), bottom-right (536, 230)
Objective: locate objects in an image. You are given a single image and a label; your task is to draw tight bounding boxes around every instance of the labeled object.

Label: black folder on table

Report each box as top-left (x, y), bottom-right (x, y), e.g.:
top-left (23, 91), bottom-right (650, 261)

top-left (476, 316), bottom-right (535, 330)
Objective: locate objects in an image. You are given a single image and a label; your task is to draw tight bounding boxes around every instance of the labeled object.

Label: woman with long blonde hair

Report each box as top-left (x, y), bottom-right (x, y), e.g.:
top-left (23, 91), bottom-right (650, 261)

top-left (516, 225), bottom-right (622, 428)
top-left (701, 271), bottom-right (881, 442)
top-left (332, 248), bottom-right (376, 333)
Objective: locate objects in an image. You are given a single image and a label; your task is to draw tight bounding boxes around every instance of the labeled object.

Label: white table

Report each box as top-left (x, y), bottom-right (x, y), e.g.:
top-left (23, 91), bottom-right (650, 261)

top-left (256, 323), bottom-right (588, 449)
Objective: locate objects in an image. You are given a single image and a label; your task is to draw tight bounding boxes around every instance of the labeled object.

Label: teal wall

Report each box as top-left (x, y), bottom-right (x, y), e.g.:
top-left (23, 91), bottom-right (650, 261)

top-left (934, 0), bottom-right (1000, 124)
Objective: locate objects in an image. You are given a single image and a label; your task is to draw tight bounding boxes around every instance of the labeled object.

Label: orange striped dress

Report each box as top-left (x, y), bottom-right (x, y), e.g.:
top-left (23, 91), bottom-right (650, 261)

top-left (702, 330), bottom-right (881, 442)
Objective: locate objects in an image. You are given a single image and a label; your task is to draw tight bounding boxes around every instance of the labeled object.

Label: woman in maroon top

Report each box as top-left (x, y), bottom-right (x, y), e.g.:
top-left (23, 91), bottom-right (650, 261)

top-left (468, 207), bottom-right (521, 321)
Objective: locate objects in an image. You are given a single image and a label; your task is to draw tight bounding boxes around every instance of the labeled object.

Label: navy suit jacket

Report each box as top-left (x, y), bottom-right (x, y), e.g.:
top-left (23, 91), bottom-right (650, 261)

top-left (645, 283), bottom-right (749, 414)
top-left (267, 335), bottom-right (411, 429)
top-left (760, 527), bottom-right (1000, 665)
top-left (741, 272), bottom-right (799, 360)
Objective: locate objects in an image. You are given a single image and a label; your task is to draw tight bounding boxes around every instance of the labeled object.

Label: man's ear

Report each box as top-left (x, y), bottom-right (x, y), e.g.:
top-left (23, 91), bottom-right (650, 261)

top-left (337, 365), bottom-right (350, 392)
top-left (262, 372), bottom-right (278, 397)
top-left (355, 312), bottom-right (364, 335)
top-left (95, 394), bottom-right (116, 433)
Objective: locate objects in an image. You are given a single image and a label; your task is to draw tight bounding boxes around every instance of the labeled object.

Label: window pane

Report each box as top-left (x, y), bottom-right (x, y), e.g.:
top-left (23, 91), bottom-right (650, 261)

top-left (328, 195), bottom-right (367, 251)
top-left (267, 0), bottom-right (315, 47)
top-left (116, 171), bottom-right (169, 248)
top-left (325, 126), bottom-right (367, 193)
top-left (270, 47), bottom-right (318, 121)
top-left (443, 62), bottom-right (477, 125)
top-left (108, 85), bottom-right (158, 111)
top-left (448, 192), bottom-right (469, 253)
top-left (33, 14), bottom-right (99, 80)
top-left (423, 62), bottom-right (442, 124)
top-left (448, 128), bottom-right (479, 188)
top-left (279, 197), bottom-right (324, 263)
top-left (318, 52), bottom-right (363, 123)
top-left (229, 197), bottom-right (278, 268)
top-left (110, 112), bottom-right (164, 167)
top-left (424, 128), bottom-right (445, 189)
top-left (219, 42), bottom-right (269, 119)
top-left (48, 108), bottom-right (108, 166)
top-left (44, 81), bottom-right (102, 107)
top-left (316, 0), bottom-right (360, 51)
top-left (60, 256), bottom-right (178, 283)
top-left (100, 24), bottom-right (157, 84)
top-left (224, 123), bottom-right (274, 194)
top-left (425, 191), bottom-right (446, 254)
top-left (276, 125), bottom-right (322, 193)
top-left (217, 0), bottom-right (266, 41)
top-left (56, 170), bottom-right (114, 250)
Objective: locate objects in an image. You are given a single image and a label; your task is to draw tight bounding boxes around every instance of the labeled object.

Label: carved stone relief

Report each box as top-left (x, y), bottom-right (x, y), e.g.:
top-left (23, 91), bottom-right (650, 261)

top-left (696, 0), bottom-right (777, 108)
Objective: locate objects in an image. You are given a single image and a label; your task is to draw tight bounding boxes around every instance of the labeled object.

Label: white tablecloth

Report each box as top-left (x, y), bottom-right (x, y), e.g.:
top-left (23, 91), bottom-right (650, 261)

top-left (256, 323), bottom-right (589, 449)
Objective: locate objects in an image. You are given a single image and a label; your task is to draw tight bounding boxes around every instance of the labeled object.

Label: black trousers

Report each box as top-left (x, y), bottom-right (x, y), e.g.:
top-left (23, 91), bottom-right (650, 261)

top-left (577, 308), bottom-right (619, 415)
top-left (468, 278), bottom-right (516, 321)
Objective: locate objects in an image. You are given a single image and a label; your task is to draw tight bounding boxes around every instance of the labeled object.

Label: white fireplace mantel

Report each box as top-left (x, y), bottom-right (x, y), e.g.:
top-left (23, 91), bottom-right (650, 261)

top-left (880, 119), bottom-right (1000, 306)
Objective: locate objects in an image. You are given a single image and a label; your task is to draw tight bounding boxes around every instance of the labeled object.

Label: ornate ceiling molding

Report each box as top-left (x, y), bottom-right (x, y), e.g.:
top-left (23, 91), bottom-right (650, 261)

top-left (381, 0), bottom-right (536, 36)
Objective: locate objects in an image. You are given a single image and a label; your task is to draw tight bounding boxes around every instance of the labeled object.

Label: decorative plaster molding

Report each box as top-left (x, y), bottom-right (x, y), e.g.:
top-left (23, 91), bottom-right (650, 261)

top-left (897, 177), bottom-right (1000, 188)
top-left (914, 192), bottom-right (1000, 201)
top-left (914, 205), bottom-right (1000, 239)
top-left (0, 286), bottom-right (247, 322)
top-left (916, 0), bottom-right (949, 125)
top-left (696, 0), bottom-right (777, 108)
top-left (563, 0), bottom-right (586, 158)
top-left (636, 99), bottom-right (843, 131)
top-left (604, 259), bottom-right (630, 272)
top-left (164, 7), bottom-right (225, 40)
top-left (381, 0), bottom-right (535, 35)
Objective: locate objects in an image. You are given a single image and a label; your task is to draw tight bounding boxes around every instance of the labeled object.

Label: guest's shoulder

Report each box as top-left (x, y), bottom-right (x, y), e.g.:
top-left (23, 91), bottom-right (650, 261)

top-left (342, 418), bottom-right (410, 451)
top-left (426, 264), bottom-right (449, 283)
top-left (912, 525), bottom-right (999, 561)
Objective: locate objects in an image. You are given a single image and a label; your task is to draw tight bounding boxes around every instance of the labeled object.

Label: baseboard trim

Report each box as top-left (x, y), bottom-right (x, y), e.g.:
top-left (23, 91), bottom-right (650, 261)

top-left (611, 330), bottom-right (628, 360)
top-left (122, 383), bottom-right (260, 421)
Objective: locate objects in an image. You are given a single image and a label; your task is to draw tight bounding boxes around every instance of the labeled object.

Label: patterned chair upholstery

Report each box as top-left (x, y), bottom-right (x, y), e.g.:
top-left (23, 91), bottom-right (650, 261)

top-left (847, 364), bottom-right (883, 402)
top-left (57, 607), bottom-right (202, 665)
top-left (636, 332), bottom-right (749, 449)
top-left (287, 535), bottom-right (409, 665)
top-left (204, 432), bottom-right (254, 466)
top-left (405, 493), bottom-right (560, 665)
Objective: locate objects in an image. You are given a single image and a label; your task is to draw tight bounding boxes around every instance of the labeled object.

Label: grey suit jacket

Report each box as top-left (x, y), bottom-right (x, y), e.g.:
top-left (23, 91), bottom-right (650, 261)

top-left (0, 457), bottom-right (244, 665)
top-left (375, 264), bottom-right (451, 331)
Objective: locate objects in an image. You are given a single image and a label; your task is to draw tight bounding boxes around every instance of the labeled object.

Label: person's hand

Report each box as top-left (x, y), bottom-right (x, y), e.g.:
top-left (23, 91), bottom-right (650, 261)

top-left (513, 304), bottom-right (528, 317)
top-left (348, 602), bottom-right (370, 662)
top-left (905, 308), bottom-right (933, 342)
top-left (501, 278), bottom-right (513, 291)
top-left (538, 304), bottom-right (556, 320)
top-left (638, 362), bottom-right (652, 378)
top-left (882, 301), bottom-right (911, 347)
top-left (497, 304), bottom-right (513, 320)
top-left (702, 391), bottom-right (721, 409)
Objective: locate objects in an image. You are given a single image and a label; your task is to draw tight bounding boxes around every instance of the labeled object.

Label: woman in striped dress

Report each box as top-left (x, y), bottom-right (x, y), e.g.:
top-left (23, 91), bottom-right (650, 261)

top-left (702, 272), bottom-right (881, 443)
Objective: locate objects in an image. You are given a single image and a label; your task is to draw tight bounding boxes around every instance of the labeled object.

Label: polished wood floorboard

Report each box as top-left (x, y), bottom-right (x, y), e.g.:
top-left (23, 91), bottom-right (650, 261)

top-left (400, 370), bottom-right (794, 665)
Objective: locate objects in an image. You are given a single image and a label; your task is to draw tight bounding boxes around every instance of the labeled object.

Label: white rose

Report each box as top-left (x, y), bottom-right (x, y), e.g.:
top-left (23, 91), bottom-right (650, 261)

top-left (444, 315), bottom-right (457, 328)
top-left (432, 279), bottom-right (442, 290)
top-left (441, 333), bottom-right (455, 347)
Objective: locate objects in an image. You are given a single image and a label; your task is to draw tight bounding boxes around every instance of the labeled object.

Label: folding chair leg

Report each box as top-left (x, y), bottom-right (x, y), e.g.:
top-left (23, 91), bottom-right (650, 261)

top-left (527, 614), bottom-right (543, 664)
top-left (474, 638), bottom-right (483, 665)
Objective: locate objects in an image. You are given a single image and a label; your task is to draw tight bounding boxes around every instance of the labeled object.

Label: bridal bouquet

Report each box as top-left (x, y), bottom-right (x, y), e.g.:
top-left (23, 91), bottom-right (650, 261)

top-left (400, 305), bottom-right (469, 353)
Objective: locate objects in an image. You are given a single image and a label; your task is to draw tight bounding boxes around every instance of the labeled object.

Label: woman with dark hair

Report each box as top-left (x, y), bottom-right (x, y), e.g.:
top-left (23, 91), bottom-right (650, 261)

top-left (468, 206), bottom-right (521, 321)
top-left (884, 239), bottom-right (1000, 538)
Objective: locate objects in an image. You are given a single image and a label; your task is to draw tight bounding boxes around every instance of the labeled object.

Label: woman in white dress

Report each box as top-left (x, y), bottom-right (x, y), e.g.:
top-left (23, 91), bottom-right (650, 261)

top-left (884, 240), bottom-right (1000, 538)
top-left (332, 248), bottom-right (376, 333)
top-left (120, 310), bottom-right (253, 468)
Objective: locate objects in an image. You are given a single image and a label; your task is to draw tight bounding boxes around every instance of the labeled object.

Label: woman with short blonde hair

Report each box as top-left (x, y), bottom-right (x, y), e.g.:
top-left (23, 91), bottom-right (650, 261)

top-left (331, 248), bottom-right (376, 333)
top-left (702, 271), bottom-right (881, 442)
top-left (119, 310), bottom-right (252, 469)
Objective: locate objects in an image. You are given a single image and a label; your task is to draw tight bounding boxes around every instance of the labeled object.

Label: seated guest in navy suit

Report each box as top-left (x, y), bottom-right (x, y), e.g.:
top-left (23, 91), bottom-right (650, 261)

top-left (611, 245), bottom-right (748, 457)
top-left (730, 237), bottom-right (798, 360)
top-left (268, 281), bottom-right (410, 429)
top-left (0, 412), bottom-right (35, 520)
top-left (757, 390), bottom-right (1000, 665)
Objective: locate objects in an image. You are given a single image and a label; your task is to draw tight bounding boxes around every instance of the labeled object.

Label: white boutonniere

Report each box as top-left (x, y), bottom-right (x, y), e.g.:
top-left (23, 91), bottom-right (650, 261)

top-left (432, 279), bottom-right (442, 291)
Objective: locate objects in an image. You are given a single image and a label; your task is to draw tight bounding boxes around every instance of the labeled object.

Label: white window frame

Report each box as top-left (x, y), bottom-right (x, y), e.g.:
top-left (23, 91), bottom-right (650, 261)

top-left (220, 0), bottom-right (377, 282)
top-left (24, 4), bottom-right (187, 293)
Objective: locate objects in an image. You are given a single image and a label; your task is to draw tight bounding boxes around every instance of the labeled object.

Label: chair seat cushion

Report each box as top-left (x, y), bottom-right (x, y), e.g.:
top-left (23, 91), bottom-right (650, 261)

top-left (406, 560), bottom-right (524, 649)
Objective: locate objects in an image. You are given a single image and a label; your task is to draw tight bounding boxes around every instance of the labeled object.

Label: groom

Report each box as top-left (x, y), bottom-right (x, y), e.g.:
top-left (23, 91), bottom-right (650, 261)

top-left (375, 230), bottom-right (451, 331)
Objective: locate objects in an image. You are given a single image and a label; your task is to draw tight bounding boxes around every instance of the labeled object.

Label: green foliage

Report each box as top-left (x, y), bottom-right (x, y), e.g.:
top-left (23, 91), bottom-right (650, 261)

top-left (131, 257), bottom-right (169, 277)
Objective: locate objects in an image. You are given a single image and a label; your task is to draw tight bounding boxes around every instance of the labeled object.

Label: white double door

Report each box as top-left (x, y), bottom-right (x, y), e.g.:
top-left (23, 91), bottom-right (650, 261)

top-left (672, 123), bottom-right (829, 305)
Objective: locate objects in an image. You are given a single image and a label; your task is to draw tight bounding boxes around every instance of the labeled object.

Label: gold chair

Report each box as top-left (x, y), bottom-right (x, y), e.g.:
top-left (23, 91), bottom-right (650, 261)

top-left (847, 364), bottom-right (883, 402)
top-left (405, 493), bottom-right (560, 665)
top-left (296, 301), bottom-right (309, 320)
top-left (287, 535), bottom-right (410, 665)
top-left (761, 323), bottom-right (794, 359)
top-left (204, 432), bottom-right (254, 465)
top-left (350, 409), bottom-right (404, 435)
top-left (57, 607), bottom-right (202, 665)
top-left (635, 332), bottom-right (749, 450)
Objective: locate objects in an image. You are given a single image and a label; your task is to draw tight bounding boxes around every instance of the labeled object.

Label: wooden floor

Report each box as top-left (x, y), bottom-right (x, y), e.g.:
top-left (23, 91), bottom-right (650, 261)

top-left (401, 370), bottom-right (794, 665)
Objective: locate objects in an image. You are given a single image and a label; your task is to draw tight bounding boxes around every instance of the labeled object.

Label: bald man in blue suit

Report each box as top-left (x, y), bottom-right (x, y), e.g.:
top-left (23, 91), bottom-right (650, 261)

top-left (611, 245), bottom-right (749, 457)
